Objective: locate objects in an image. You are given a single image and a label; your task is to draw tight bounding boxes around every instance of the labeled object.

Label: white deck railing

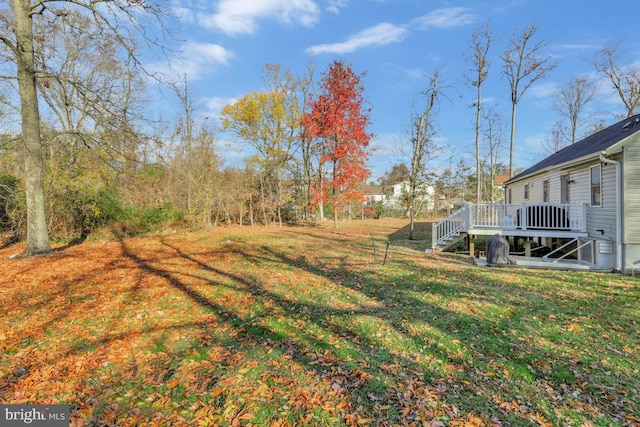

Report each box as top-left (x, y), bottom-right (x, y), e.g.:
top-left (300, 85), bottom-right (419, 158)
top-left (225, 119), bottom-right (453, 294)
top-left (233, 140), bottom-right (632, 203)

top-left (432, 205), bottom-right (468, 247)
top-left (432, 203), bottom-right (587, 248)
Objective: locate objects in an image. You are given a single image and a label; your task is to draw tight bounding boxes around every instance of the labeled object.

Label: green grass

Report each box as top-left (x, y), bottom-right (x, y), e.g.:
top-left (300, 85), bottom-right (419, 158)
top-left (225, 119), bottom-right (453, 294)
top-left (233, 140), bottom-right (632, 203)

top-left (0, 219), bottom-right (638, 426)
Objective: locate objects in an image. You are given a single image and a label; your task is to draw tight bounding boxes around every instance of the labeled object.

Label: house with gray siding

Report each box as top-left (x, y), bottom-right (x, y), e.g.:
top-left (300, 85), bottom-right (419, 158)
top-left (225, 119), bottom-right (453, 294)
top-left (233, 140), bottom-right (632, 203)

top-left (432, 114), bottom-right (640, 273)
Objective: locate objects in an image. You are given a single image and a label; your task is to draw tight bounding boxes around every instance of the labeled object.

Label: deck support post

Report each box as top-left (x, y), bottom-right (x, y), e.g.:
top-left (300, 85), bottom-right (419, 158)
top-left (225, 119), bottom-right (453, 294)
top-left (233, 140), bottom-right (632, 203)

top-left (524, 238), bottom-right (532, 257)
top-left (466, 234), bottom-right (475, 256)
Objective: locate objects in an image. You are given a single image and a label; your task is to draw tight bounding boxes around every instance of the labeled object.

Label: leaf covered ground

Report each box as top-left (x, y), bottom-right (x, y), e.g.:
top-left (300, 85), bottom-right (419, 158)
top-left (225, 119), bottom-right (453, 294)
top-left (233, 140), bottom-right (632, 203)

top-left (0, 219), bottom-right (638, 426)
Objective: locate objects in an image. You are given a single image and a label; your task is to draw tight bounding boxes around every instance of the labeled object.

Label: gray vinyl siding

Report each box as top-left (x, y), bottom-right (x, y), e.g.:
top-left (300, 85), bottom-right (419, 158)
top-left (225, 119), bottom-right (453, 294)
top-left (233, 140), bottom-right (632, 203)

top-left (569, 168), bottom-right (589, 204)
top-left (566, 165), bottom-right (617, 239)
top-left (586, 163), bottom-right (616, 240)
top-left (624, 143), bottom-right (640, 244)
top-left (508, 181), bottom-right (526, 204)
top-left (508, 173), bottom-right (554, 204)
top-left (549, 173), bottom-right (561, 203)
top-left (508, 168), bottom-right (589, 205)
top-left (505, 161), bottom-right (617, 239)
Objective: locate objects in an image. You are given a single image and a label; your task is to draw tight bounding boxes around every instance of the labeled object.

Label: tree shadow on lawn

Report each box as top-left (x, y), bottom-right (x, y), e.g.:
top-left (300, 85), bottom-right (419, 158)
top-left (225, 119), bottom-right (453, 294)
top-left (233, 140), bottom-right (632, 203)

top-left (143, 233), bottom-right (638, 425)
top-left (385, 220), bottom-right (434, 250)
top-left (3, 231), bottom-right (635, 425)
top-left (116, 238), bottom-right (430, 424)
top-left (221, 234), bottom-right (639, 425)
top-left (0, 248), bottom-right (157, 402)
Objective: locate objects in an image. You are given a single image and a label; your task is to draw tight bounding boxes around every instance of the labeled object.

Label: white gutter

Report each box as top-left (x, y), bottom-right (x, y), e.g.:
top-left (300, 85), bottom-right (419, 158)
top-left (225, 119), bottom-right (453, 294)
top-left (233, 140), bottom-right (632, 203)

top-left (599, 152), bottom-right (622, 272)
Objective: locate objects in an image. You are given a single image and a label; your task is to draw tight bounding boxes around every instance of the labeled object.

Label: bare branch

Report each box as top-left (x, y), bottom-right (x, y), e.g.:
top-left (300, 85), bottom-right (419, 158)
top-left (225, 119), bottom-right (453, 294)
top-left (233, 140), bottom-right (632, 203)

top-left (501, 23), bottom-right (556, 177)
top-left (594, 42), bottom-right (640, 117)
top-left (552, 76), bottom-right (597, 144)
top-left (466, 21), bottom-right (494, 203)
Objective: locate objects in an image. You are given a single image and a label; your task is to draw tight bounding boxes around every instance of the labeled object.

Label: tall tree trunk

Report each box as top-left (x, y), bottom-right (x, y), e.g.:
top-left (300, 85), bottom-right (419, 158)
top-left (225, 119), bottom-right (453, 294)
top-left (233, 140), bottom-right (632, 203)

top-left (332, 161), bottom-right (338, 229)
top-left (13, 0), bottom-right (52, 256)
top-left (318, 163), bottom-right (325, 222)
top-left (276, 169), bottom-right (283, 227)
top-left (303, 143), bottom-right (312, 220)
top-left (408, 207), bottom-right (415, 240)
top-left (475, 85), bottom-right (482, 203)
top-left (259, 172), bottom-right (268, 225)
top-left (509, 102), bottom-right (517, 178)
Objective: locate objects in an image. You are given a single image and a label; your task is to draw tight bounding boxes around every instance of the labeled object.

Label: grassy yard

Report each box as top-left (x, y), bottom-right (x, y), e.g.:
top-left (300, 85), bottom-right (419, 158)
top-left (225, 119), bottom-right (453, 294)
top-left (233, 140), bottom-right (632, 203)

top-left (0, 219), bottom-right (638, 426)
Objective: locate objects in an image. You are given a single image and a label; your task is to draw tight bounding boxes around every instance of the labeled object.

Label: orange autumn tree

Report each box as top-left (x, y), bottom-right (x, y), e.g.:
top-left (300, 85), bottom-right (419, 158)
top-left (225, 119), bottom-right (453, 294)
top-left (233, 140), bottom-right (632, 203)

top-left (302, 60), bottom-right (372, 228)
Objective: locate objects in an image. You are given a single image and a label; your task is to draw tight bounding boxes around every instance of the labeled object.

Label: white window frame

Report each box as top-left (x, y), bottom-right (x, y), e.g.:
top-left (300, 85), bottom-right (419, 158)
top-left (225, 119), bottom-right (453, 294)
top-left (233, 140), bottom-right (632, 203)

top-left (524, 184), bottom-right (529, 200)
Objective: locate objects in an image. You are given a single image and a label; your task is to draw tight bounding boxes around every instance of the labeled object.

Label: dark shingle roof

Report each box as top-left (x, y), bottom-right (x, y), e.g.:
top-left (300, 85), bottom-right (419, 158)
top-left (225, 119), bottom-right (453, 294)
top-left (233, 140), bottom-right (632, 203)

top-left (507, 114), bottom-right (640, 183)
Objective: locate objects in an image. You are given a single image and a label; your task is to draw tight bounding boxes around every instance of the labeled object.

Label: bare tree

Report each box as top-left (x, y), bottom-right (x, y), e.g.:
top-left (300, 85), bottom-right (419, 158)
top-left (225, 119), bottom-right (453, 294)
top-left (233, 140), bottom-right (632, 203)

top-left (542, 120), bottom-right (569, 155)
top-left (594, 42), bottom-right (640, 118)
top-left (34, 10), bottom-right (147, 233)
top-left (502, 23), bottom-right (556, 178)
top-left (405, 69), bottom-right (442, 240)
top-left (466, 21), bottom-right (493, 203)
top-left (482, 107), bottom-right (504, 203)
top-left (552, 76), bottom-right (596, 144)
top-left (171, 76), bottom-right (198, 215)
top-left (297, 60), bottom-right (317, 221)
top-left (1, 0), bottom-right (168, 257)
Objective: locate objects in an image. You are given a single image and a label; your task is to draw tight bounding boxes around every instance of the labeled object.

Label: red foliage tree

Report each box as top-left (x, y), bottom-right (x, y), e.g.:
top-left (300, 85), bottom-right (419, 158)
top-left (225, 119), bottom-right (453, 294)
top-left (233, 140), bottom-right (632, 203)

top-left (302, 60), bottom-right (372, 228)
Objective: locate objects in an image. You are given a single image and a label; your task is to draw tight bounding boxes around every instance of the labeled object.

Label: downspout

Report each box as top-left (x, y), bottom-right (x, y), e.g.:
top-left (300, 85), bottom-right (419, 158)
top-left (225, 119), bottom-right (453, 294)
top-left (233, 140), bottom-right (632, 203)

top-left (599, 152), bottom-right (622, 272)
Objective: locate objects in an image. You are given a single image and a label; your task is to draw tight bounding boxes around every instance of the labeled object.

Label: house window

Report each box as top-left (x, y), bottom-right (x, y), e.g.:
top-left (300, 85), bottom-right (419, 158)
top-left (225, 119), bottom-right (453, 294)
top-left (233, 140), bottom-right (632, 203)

top-left (543, 180), bottom-right (550, 202)
top-left (505, 188), bottom-right (512, 204)
top-left (591, 165), bottom-right (601, 206)
top-left (524, 184), bottom-right (529, 200)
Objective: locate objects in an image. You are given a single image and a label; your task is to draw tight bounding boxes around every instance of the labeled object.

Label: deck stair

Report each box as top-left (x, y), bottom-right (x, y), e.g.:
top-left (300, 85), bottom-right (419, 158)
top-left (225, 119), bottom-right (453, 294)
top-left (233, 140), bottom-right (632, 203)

top-left (432, 205), bottom-right (469, 249)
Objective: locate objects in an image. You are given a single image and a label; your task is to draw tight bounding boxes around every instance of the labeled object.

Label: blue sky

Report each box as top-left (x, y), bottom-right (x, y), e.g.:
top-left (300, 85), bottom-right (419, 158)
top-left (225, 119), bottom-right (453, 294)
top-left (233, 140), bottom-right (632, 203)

top-left (157, 0), bottom-right (640, 181)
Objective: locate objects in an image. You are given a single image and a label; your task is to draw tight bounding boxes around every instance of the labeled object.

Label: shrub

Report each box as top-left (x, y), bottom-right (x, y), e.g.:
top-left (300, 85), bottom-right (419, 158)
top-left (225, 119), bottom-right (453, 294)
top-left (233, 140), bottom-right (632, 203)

top-left (0, 173), bottom-right (24, 235)
top-left (113, 203), bottom-right (183, 237)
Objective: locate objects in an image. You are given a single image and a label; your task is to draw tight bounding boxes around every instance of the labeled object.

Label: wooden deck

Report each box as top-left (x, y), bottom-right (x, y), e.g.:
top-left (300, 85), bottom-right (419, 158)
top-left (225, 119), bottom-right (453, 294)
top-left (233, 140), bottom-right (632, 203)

top-left (433, 202), bottom-right (588, 248)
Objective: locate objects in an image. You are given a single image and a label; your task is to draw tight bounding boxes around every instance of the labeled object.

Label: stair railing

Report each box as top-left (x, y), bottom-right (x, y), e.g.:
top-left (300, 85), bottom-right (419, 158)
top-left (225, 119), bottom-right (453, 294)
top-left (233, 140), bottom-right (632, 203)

top-left (432, 204), bottom-right (469, 248)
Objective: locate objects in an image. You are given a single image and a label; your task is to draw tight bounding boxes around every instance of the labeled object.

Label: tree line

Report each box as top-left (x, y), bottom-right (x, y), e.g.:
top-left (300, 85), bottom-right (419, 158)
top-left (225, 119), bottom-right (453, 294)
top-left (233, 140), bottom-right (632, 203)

top-left (1, 3), bottom-right (639, 255)
top-left (1, 2), bottom-right (374, 254)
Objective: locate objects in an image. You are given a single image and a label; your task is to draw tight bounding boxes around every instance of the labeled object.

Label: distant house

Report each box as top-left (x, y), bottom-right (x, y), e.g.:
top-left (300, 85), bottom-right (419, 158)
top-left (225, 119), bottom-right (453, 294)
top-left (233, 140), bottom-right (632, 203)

top-left (433, 114), bottom-right (640, 274)
top-left (363, 181), bottom-right (435, 212)
top-left (492, 173), bottom-right (511, 202)
top-left (362, 184), bottom-right (388, 205)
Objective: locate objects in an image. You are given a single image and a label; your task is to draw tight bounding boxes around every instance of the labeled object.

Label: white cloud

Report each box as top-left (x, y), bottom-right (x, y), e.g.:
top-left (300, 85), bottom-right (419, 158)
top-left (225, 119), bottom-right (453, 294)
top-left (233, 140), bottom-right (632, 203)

top-left (381, 63), bottom-right (426, 80)
top-left (204, 96), bottom-right (238, 122)
top-left (178, 42), bottom-right (233, 79)
top-left (306, 7), bottom-right (473, 56)
top-left (172, 6), bottom-right (195, 23)
top-left (412, 7), bottom-right (475, 30)
top-left (148, 42), bottom-right (233, 81)
top-left (191, 42), bottom-right (233, 65)
top-left (528, 81), bottom-right (558, 99)
top-left (326, 0), bottom-right (348, 14)
top-left (199, 0), bottom-right (320, 36)
top-left (307, 22), bottom-right (408, 55)
top-left (555, 43), bottom-right (600, 52)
